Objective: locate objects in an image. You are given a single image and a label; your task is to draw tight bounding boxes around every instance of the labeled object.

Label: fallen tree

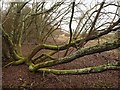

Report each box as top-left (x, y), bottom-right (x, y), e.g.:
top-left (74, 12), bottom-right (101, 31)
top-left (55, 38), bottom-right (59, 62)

top-left (2, 0), bottom-right (120, 75)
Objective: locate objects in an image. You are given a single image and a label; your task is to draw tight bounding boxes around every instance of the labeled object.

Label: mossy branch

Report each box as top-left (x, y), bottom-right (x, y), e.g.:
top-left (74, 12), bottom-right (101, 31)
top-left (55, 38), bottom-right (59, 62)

top-left (37, 63), bottom-right (120, 75)
top-left (2, 29), bottom-right (22, 60)
top-left (32, 51), bottom-right (57, 63)
top-left (32, 39), bottom-right (120, 71)
top-left (28, 19), bottom-right (120, 60)
top-left (3, 59), bottom-right (25, 68)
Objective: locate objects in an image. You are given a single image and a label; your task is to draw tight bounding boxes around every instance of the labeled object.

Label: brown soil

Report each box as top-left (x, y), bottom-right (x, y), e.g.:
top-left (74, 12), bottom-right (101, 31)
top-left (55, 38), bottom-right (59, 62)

top-left (2, 40), bottom-right (120, 89)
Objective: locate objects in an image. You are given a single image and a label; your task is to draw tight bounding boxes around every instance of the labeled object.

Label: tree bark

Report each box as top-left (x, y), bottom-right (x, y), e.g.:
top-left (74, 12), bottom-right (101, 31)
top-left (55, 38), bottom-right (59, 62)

top-left (28, 19), bottom-right (120, 60)
top-left (29, 39), bottom-right (120, 71)
top-left (37, 63), bottom-right (120, 75)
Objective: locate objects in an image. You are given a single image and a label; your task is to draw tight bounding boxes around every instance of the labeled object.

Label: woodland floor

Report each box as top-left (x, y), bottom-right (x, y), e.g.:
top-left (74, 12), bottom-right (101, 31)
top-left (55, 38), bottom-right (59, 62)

top-left (2, 38), bottom-right (120, 89)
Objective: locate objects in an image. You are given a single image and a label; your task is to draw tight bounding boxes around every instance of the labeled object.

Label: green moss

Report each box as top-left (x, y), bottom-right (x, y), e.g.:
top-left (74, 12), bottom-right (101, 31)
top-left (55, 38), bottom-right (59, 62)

top-left (14, 59), bottom-right (25, 65)
top-left (29, 64), bottom-right (34, 71)
top-left (37, 63), bottom-right (120, 75)
top-left (42, 44), bottom-right (60, 50)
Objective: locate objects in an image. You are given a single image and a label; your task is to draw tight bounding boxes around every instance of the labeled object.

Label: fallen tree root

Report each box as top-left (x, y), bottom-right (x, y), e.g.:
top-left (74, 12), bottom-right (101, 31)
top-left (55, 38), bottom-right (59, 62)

top-left (37, 63), bottom-right (120, 75)
top-left (3, 59), bottom-right (25, 68)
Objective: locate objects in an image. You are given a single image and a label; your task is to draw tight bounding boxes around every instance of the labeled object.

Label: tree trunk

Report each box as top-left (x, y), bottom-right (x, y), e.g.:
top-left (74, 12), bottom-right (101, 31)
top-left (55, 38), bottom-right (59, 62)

top-left (29, 39), bottom-right (120, 71)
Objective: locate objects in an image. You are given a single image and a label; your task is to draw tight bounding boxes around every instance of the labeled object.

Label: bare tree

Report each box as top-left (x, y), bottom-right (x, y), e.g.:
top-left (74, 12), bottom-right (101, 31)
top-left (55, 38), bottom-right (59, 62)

top-left (2, 0), bottom-right (120, 75)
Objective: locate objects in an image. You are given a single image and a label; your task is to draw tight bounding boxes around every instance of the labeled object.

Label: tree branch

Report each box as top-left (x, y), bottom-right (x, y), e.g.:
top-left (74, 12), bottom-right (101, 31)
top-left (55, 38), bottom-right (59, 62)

top-left (37, 63), bottom-right (120, 75)
top-left (87, 1), bottom-right (105, 36)
top-left (28, 19), bottom-right (120, 60)
top-left (69, 1), bottom-right (75, 44)
top-left (30, 39), bottom-right (120, 71)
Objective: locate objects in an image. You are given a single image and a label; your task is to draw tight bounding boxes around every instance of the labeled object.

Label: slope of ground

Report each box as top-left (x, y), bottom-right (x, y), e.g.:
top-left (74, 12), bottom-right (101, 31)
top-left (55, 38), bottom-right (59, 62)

top-left (2, 34), bottom-right (120, 89)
